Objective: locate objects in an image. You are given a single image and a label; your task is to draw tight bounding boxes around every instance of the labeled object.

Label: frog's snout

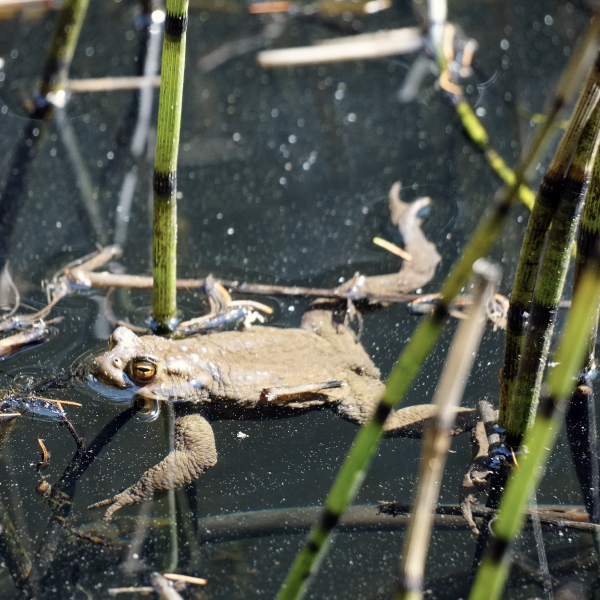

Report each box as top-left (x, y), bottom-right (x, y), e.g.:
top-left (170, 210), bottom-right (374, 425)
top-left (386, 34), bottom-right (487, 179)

top-left (94, 355), bottom-right (129, 389)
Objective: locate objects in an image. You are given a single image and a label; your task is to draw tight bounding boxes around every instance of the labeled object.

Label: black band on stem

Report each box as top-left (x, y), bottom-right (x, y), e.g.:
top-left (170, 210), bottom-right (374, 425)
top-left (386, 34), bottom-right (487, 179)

top-left (154, 171), bottom-right (177, 197)
top-left (164, 12), bottom-right (188, 37)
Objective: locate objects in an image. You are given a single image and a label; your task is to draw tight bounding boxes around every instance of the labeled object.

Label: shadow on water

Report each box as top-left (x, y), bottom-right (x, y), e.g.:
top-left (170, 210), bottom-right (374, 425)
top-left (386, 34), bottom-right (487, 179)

top-left (0, 0), bottom-right (598, 598)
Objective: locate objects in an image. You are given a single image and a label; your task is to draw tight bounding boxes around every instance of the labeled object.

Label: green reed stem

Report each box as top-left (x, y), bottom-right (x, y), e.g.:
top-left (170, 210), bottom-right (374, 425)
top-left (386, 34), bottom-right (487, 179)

top-left (274, 18), bottom-right (600, 600)
top-left (500, 52), bottom-right (600, 433)
top-left (504, 101), bottom-right (600, 444)
top-left (152, 0), bottom-right (189, 331)
top-left (469, 244), bottom-right (600, 600)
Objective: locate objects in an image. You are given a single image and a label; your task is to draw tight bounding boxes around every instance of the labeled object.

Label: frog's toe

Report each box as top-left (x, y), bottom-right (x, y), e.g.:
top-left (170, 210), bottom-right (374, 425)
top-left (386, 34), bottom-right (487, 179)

top-left (87, 492), bottom-right (136, 521)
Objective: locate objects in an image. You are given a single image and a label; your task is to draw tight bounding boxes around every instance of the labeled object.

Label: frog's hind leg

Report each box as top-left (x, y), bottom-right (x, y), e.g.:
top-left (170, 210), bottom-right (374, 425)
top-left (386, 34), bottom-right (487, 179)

top-left (332, 376), bottom-right (477, 438)
top-left (381, 404), bottom-right (478, 438)
top-left (87, 414), bottom-right (217, 521)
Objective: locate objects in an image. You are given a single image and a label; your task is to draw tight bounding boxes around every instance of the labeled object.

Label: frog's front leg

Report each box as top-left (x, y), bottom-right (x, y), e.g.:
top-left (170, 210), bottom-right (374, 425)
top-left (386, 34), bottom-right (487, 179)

top-left (88, 414), bottom-right (217, 521)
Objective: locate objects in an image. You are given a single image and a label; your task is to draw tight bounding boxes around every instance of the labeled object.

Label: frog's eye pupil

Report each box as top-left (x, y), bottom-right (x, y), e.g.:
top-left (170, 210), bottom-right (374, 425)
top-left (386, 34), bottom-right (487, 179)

top-left (131, 361), bottom-right (156, 382)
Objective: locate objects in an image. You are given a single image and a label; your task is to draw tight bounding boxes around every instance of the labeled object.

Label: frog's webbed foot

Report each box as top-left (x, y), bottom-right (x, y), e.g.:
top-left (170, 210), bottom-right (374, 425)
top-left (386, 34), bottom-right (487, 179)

top-left (382, 404), bottom-right (479, 438)
top-left (88, 414), bottom-right (217, 521)
top-left (459, 401), bottom-right (500, 534)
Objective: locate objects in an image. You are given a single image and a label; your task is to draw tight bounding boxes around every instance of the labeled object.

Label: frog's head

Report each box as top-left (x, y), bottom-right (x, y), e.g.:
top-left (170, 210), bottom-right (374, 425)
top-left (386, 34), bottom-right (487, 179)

top-left (91, 327), bottom-right (212, 402)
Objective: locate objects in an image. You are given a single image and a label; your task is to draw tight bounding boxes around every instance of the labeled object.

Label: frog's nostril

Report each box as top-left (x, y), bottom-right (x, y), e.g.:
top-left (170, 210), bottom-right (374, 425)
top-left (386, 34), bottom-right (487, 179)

top-left (113, 358), bottom-right (122, 367)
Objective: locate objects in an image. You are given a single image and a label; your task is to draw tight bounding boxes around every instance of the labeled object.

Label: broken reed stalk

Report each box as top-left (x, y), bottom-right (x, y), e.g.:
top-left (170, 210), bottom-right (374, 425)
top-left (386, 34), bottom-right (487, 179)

top-left (468, 242), bottom-right (600, 600)
top-left (428, 0), bottom-right (536, 209)
top-left (500, 52), bottom-right (600, 440)
top-left (431, 15), bottom-right (535, 210)
top-left (0, 0), bottom-right (91, 266)
top-left (274, 21), bottom-right (600, 600)
top-left (504, 100), bottom-right (600, 444)
top-left (395, 260), bottom-right (499, 600)
top-left (152, 0), bottom-right (189, 332)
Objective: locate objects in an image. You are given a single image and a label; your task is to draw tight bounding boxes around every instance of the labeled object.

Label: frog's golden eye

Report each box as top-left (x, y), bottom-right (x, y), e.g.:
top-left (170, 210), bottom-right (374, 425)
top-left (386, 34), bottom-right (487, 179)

top-left (130, 360), bottom-right (156, 383)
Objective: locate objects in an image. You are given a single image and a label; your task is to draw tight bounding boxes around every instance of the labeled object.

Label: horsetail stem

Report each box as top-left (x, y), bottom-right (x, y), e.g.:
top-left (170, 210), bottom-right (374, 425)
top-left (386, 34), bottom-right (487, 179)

top-left (152, 0), bottom-right (189, 331)
top-left (575, 144), bottom-right (600, 362)
top-left (500, 51), bottom-right (600, 432)
top-left (504, 100), bottom-right (600, 444)
top-left (469, 241), bottom-right (600, 600)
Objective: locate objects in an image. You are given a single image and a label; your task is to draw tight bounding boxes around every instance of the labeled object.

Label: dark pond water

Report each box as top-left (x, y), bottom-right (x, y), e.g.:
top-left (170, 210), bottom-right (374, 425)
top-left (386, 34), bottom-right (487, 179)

top-left (0, 0), bottom-right (596, 598)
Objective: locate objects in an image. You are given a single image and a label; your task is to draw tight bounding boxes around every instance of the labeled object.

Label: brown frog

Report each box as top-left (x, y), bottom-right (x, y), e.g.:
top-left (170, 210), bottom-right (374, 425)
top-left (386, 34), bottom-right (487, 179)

top-left (87, 309), bottom-right (478, 520)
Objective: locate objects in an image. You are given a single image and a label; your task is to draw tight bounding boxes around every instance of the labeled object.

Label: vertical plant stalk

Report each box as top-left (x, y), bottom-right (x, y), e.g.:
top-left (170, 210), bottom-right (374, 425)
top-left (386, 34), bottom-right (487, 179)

top-left (504, 101), bottom-right (600, 444)
top-left (500, 53), bottom-right (600, 432)
top-left (395, 260), bottom-right (500, 600)
top-left (274, 19), bottom-right (600, 600)
top-left (152, 0), bottom-right (189, 330)
top-left (468, 243), bottom-right (600, 600)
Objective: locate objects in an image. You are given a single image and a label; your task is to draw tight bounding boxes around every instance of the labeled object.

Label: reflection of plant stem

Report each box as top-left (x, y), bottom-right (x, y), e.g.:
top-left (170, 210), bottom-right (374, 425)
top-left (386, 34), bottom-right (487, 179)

top-left (0, 500), bottom-right (34, 599)
top-left (38, 0), bottom-right (91, 98)
top-left (275, 15), bottom-right (600, 600)
top-left (429, 4), bottom-right (536, 210)
top-left (0, 415), bottom-right (35, 598)
top-left (114, 10), bottom-right (164, 248)
top-left (152, 0), bottom-right (190, 331)
top-left (54, 106), bottom-right (106, 243)
top-left (36, 407), bottom-right (136, 577)
top-left (0, 0), bottom-right (91, 266)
